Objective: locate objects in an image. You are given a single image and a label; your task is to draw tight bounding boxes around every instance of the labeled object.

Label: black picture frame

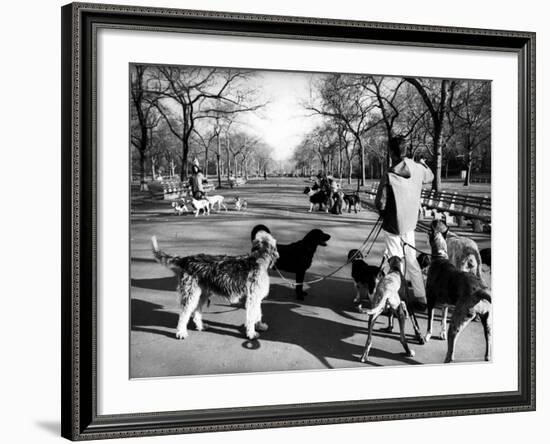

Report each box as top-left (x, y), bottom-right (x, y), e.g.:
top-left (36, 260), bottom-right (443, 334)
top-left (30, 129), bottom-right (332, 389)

top-left (61, 2), bottom-right (536, 440)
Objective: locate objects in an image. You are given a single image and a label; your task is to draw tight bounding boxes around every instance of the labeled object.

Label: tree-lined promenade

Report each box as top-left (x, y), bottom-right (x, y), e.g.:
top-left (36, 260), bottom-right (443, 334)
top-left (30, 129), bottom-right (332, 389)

top-left (131, 65), bottom-right (491, 192)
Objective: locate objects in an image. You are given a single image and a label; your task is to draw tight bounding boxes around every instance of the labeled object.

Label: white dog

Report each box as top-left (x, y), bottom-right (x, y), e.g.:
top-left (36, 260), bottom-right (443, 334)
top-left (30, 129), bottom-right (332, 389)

top-left (185, 196), bottom-right (210, 217)
top-left (206, 195), bottom-right (227, 212)
top-left (234, 196), bottom-right (247, 211)
top-left (171, 200), bottom-right (189, 216)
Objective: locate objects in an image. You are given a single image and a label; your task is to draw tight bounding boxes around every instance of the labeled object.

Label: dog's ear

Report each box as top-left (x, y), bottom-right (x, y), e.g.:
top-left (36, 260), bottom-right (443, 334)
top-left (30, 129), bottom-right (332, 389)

top-left (251, 224), bottom-right (272, 242)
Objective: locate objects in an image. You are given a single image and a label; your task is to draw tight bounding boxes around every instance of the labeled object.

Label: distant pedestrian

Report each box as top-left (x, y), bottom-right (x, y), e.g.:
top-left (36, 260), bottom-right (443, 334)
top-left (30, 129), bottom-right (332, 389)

top-left (190, 163), bottom-right (206, 199)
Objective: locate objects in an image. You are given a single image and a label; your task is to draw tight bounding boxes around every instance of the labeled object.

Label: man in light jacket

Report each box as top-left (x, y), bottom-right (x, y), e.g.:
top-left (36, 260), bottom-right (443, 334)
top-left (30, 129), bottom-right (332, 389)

top-left (375, 136), bottom-right (434, 310)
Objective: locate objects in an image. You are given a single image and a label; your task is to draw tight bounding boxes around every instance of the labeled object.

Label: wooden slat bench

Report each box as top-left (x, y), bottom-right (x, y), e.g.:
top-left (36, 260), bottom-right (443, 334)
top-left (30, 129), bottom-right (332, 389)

top-left (364, 184), bottom-right (491, 232)
top-left (147, 179), bottom-right (217, 200)
top-left (229, 177), bottom-right (247, 188)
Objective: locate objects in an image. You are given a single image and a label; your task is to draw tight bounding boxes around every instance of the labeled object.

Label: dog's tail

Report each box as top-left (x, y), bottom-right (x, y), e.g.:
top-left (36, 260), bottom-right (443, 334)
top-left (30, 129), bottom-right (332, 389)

top-left (473, 289), bottom-right (492, 304)
top-left (151, 236), bottom-right (182, 273)
top-left (364, 292), bottom-right (390, 317)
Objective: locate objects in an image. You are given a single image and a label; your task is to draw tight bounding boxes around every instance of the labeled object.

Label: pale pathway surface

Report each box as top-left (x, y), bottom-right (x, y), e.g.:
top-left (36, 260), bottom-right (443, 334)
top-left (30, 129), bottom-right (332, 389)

top-left (130, 178), bottom-right (491, 378)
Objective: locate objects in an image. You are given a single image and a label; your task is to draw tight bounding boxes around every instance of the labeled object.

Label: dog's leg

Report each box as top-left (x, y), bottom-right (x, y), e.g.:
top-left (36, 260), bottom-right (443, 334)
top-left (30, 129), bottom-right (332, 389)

top-left (398, 303), bottom-right (415, 357)
top-left (295, 269), bottom-right (307, 299)
top-left (360, 314), bottom-right (376, 362)
top-left (479, 308), bottom-right (492, 361)
top-left (408, 310), bottom-right (425, 345)
top-left (440, 305), bottom-right (449, 340)
top-left (192, 309), bottom-right (206, 331)
top-left (176, 279), bottom-right (201, 340)
top-left (444, 310), bottom-right (476, 363)
top-left (353, 284), bottom-right (361, 304)
top-left (425, 305), bottom-right (435, 342)
top-left (308, 203), bottom-right (313, 213)
top-left (244, 294), bottom-right (262, 340)
top-left (382, 314), bottom-right (394, 333)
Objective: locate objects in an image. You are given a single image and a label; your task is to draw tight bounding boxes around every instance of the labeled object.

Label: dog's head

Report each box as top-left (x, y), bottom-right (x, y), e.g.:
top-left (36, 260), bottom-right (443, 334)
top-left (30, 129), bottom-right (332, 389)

top-left (251, 231), bottom-right (279, 267)
top-left (233, 196), bottom-right (240, 203)
top-left (250, 224), bottom-right (271, 242)
top-left (347, 249), bottom-right (364, 261)
top-left (387, 256), bottom-right (403, 273)
top-left (429, 230), bottom-right (448, 258)
top-left (430, 219), bottom-right (449, 239)
top-left (417, 253), bottom-right (432, 270)
top-left (303, 186), bottom-right (312, 194)
top-left (304, 229), bottom-right (331, 247)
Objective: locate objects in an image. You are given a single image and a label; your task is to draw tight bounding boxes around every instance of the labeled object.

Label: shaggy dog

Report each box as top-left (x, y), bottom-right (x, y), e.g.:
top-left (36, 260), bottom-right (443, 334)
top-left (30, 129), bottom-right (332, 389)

top-left (430, 219), bottom-right (483, 278)
top-left (330, 190), bottom-right (344, 215)
top-left (343, 193), bottom-right (361, 213)
top-left (250, 225), bottom-right (331, 300)
top-left (303, 186), bottom-right (331, 212)
top-left (360, 256), bottom-right (423, 362)
top-left (426, 230), bottom-right (492, 363)
top-left (151, 232), bottom-right (279, 340)
top-left (347, 249), bottom-right (383, 311)
top-left (206, 195), bottom-right (227, 212)
top-left (233, 196), bottom-right (248, 211)
top-left (171, 200), bottom-right (189, 216)
top-left (185, 196), bottom-right (210, 217)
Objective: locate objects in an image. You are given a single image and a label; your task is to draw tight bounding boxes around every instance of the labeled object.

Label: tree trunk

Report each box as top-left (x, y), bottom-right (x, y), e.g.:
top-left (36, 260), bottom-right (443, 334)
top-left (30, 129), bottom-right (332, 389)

top-left (139, 150), bottom-right (148, 191)
top-left (180, 137), bottom-right (189, 181)
top-left (463, 146), bottom-right (473, 186)
top-left (204, 146), bottom-right (209, 177)
top-left (216, 135), bottom-right (222, 188)
top-left (432, 123), bottom-right (443, 191)
top-left (358, 141), bottom-right (365, 186)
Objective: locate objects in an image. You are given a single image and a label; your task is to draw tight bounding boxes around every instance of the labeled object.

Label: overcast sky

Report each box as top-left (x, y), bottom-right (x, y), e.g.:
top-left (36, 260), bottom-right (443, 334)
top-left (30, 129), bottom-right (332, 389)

top-left (242, 70), bottom-right (325, 161)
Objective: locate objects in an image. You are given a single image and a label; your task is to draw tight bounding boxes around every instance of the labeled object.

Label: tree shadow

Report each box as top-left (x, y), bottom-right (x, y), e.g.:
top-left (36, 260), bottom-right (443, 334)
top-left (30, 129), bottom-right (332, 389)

top-left (131, 276), bottom-right (177, 291)
top-left (256, 294), bottom-right (421, 368)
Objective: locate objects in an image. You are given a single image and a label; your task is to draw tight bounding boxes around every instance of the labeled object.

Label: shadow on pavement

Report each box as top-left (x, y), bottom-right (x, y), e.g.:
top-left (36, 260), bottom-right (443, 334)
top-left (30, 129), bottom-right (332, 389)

top-left (131, 276), bottom-right (177, 291)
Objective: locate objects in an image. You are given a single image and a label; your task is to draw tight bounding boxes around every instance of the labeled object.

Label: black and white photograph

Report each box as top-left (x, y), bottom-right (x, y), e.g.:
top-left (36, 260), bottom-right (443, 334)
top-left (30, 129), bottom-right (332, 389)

top-left (130, 64), bottom-right (492, 378)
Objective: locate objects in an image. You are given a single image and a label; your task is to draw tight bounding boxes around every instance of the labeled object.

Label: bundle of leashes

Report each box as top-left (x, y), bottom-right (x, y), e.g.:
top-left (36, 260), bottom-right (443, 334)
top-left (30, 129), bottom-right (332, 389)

top-left (273, 215), bottom-right (384, 287)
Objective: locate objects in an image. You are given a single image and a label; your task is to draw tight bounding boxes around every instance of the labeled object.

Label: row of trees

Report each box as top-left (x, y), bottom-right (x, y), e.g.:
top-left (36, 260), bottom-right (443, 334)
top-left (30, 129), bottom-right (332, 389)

top-left (295, 74), bottom-right (490, 189)
top-left (130, 64), bottom-right (273, 189)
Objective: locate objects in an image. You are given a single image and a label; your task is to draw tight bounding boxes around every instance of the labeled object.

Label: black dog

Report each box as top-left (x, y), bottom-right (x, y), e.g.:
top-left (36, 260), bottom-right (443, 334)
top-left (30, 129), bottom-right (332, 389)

top-left (303, 186), bottom-right (331, 212)
top-left (426, 230), bottom-right (492, 362)
top-left (343, 193), bottom-right (361, 213)
top-left (251, 225), bottom-right (331, 299)
top-left (347, 249), bottom-right (383, 311)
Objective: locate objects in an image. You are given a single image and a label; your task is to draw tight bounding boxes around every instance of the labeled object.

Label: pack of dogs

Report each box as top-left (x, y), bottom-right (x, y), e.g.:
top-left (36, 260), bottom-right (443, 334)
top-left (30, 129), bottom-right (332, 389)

top-left (303, 185), bottom-right (361, 214)
top-left (171, 192), bottom-right (244, 217)
top-left (151, 218), bottom-right (491, 364)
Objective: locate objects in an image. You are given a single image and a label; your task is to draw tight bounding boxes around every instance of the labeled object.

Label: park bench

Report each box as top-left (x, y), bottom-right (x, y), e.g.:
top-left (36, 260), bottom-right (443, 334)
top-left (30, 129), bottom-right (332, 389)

top-left (148, 179), bottom-right (187, 200)
top-left (148, 178), bottom-right (217, 200)
top-left (229, 177), bottom-right (247, 188)
top-left (364, 184), bottom-right (491, 233)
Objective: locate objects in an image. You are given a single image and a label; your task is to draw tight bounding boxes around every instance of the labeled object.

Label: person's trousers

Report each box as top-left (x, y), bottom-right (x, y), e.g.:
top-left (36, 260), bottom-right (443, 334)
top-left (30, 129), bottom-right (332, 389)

top-left (382, 230), bottom-right (426, 303)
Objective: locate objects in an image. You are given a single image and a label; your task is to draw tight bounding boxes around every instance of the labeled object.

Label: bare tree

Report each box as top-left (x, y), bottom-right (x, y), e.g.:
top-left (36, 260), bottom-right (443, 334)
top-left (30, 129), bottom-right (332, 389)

top-left (404, 78), bottom-right (457, 191)
top-left (308, 74), bottom-right (381, 185)
top-left (130, 65), bottom-right (160, 190)
top-left (149, 66), bottom-right (263, 180)
top-left (450, 81), bottom-right (491, 185)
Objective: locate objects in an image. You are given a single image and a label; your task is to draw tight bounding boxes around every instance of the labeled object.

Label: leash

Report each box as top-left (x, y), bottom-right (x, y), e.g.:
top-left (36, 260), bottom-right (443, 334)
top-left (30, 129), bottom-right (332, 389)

top-left (274, 216), bottom-right (383, 287)
top-left (400, 239), bottom-right (433, 257)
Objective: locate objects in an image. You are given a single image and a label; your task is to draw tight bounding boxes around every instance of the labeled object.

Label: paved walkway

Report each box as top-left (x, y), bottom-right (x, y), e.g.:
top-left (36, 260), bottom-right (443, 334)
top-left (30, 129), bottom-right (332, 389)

top-left (130, 178), bottom-right (491, 378)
